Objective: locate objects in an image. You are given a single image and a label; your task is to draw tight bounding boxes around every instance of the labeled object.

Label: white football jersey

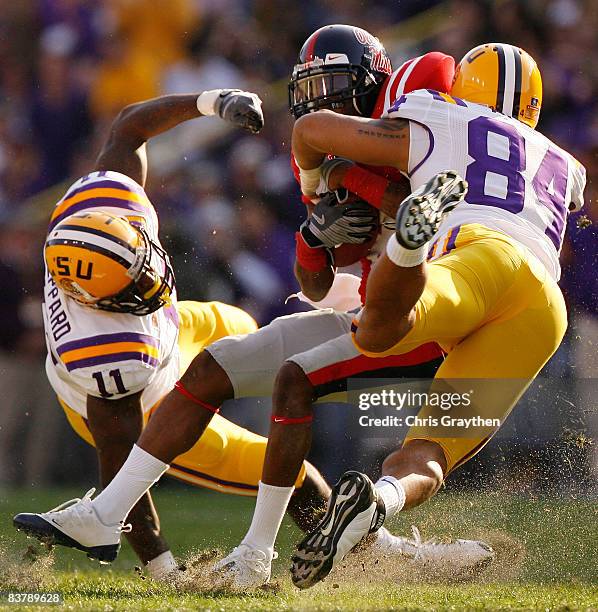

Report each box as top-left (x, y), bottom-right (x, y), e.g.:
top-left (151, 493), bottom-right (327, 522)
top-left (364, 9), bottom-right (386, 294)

top-left (43, 171), bottom-right (180, 418)
top-left (384, 89), bottom-right (586, 280)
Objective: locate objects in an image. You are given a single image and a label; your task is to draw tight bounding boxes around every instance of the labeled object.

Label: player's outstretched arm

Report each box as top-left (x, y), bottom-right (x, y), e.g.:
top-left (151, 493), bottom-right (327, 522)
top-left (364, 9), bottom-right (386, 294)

top-left (292, 110), bottom-right (411, 198)
top-left (96, 90), bottom-right (264, 187)
top-left (86, 393), bottom-right (171, 566)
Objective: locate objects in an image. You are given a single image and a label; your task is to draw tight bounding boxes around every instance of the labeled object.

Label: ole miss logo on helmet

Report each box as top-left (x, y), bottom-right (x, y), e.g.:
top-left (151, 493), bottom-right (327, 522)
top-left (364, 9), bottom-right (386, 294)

top-left (353, 27), bottom-right (392, 75)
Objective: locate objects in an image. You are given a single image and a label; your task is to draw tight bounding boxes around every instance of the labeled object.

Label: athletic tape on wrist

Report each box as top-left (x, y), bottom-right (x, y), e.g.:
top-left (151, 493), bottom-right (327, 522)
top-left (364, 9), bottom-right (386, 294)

top-left (298, 165), bottom-right (322, 197)
top-left (295, 232), bottom-right (330, 272)
top-left (196, 90), bottom-right (222, 116)
top-left (174, 381), bottom-right (220, 414)
top-left (342, 165), bottom-right (389, 210)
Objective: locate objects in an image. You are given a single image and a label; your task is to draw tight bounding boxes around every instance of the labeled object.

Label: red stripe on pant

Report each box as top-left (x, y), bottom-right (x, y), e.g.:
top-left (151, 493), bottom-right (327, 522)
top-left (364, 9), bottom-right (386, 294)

top-left (306, 342), bottom-right (444, 387)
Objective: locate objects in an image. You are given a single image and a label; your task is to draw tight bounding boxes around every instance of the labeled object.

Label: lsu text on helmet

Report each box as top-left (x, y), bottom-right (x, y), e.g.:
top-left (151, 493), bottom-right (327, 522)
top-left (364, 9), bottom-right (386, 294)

top-left (44, 211), bottom-right (175, 316)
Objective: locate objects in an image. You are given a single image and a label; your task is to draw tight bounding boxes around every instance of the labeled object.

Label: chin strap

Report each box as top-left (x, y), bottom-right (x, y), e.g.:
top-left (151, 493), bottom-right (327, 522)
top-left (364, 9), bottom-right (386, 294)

top-left (174, 381), bottom-right (220, 414)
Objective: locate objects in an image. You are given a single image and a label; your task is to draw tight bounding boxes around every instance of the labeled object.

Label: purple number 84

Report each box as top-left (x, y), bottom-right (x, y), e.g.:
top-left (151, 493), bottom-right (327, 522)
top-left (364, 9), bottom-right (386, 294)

top-left (466, 116), bottom-right (568, 249)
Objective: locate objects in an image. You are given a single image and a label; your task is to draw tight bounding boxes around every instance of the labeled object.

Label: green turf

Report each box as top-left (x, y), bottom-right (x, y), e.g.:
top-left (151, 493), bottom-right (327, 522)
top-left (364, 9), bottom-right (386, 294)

top-left (1, 485), bottom-right (597, 610)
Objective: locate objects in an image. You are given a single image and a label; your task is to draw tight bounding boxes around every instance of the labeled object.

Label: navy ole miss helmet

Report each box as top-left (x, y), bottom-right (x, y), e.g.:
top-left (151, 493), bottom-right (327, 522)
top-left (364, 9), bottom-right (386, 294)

top-left (289, 24), bottom-right (392, 119)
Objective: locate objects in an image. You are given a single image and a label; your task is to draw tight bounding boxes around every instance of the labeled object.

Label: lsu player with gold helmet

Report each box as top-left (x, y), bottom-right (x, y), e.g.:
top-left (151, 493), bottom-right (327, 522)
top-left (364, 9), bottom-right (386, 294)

top-left (16, 88), bottom-right (338, 580)
top-left (14, 30), bottom-right (496, 590)
top-left (214, 43), bottom-right (585, 588)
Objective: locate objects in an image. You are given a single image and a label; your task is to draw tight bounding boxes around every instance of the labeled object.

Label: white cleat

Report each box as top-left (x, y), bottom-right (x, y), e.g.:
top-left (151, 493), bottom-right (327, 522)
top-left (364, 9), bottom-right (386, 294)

top-left (399, 525), bottom-right (495, 578)
top-left (212, 544), bottom-right (276, 590)
top-left (13, 488), bottom-right (130, 563)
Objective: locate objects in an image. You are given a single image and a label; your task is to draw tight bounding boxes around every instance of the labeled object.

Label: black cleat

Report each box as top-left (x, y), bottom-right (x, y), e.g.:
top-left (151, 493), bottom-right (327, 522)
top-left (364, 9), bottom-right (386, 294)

top-left (291, 471), bottom-right (385, 590)
top-left (395, 170), bottom-right (467, 249)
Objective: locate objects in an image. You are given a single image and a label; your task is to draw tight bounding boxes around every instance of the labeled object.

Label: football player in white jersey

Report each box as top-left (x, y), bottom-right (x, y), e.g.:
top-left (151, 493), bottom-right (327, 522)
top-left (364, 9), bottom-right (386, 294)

top-left (221, 43), bottom-right (584, 589)
top-left (13, 29), bottom-right (495, 589)
top-left (14, 88), bottom-right (340, 580)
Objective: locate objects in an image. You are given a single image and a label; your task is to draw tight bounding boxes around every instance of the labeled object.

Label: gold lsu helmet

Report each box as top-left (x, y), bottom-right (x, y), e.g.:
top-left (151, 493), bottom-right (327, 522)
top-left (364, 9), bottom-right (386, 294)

top-left (45, 211), bottom-right (175, 315)
top-left (451, 43), bottom-right (542, 129)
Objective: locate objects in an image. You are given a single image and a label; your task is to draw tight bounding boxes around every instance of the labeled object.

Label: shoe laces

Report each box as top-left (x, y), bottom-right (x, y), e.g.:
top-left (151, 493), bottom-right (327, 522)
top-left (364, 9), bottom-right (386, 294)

top-left (47, 488), bottom-right (131, 534)
top-left (48, 488), bottom-right (96, 514)
top-left (228, 546), bottom-right (277, 573)
top-left (409, 525), bottom-right (438, 560)
top-left (409, 525), bottom-right (467, 560)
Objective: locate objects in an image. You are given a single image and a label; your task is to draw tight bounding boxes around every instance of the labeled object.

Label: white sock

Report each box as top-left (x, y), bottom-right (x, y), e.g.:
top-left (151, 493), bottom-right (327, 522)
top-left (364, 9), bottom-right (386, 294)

top-left (375, 475), bottom-right (406, 519)
top-left (241, 481), bottom-right (294, 557)
top-left (386, 233), bottom-right (428, 267)
top-left (92, 444), bottom-right (169, 525)
top-left (146, 550), bottom-right (178, 579)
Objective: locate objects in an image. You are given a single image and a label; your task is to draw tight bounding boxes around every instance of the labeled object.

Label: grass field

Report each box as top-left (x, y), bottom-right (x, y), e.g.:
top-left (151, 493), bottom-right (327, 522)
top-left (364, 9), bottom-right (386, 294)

top-left (1, 484), bottom-right (597, 610)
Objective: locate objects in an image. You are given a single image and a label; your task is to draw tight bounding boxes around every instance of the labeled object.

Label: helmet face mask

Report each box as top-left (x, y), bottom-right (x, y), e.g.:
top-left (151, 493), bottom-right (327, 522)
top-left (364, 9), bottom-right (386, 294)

top-left (289, 61), bottom-right (376, 118)
top-left (95, 227), bottom-right (175, 316)
top-left (45, 211), bottom-right (175, 317)
top-left (289, 61), bottom-right (376, 119)
top-left (288, 24), bottom-right (392, 119)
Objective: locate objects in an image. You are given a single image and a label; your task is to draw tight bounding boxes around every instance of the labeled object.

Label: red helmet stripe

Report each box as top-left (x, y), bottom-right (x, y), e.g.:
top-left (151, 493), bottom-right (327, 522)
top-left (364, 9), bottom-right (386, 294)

top-left (304, 31), bottom-right (320, 62)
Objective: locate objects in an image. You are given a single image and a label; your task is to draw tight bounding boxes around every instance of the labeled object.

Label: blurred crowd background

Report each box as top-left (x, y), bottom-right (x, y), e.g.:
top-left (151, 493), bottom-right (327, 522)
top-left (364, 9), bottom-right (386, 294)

top-left (0, 0), bottom-right (595, 491)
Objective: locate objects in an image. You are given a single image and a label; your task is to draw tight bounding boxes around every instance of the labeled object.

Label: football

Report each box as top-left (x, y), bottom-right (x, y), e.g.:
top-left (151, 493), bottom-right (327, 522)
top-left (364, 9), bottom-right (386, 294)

top-left (332, 193), bottom-right (380, 267)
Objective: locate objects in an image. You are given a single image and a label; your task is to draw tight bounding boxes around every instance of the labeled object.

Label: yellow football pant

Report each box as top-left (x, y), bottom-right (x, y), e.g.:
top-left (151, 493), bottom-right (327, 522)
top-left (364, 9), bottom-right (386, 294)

top-left (62, 300), bottom-right (307, 496)
top-left (354, 225), bottom-right (567, 473)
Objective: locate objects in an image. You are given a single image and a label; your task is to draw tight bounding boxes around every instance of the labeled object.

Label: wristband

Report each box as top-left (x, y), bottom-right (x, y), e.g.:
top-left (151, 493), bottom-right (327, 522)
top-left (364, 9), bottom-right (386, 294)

top-left (342, 165), bottom-right (390, 210)
top-left (196, 90), bottom-right (222, 116)
top-left (386, 233), bottom-right (427, 267)
top-left (295, 232), bottom-right (330, 272)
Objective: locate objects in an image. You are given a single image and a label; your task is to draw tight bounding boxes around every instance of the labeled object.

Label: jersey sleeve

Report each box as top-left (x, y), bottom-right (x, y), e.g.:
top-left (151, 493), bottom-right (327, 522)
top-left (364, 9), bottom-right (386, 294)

top-left (55, 331), bottom-right (161, 399)
top-left (383, 89), bottom-right (453, 123)
top-left (49, 170), bottom-right (159, 237)
top-left (383, 90), bottom-right (455, 175)
top-left (569, 158), bottom-right (586, 212)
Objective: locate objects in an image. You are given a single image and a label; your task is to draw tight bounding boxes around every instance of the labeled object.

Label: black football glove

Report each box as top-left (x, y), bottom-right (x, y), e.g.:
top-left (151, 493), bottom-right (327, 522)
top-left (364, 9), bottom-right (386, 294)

top-left (215, 89), bottom-right (264, 134)
top-left (300, 192), bottom-right (379, 249)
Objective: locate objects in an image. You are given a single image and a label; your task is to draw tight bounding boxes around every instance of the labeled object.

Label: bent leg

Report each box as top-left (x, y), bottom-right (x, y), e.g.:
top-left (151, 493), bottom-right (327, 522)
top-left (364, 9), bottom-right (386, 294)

top-left (380, 440), bottom-right (447, 509)
top-left (138, 351), bottom-right (233, 463)
top-left (137, 300), bottom-right (260, 463)
top-left (354, 227), bottom-right (529, 358)
top-left (135, 307), bottom-right (346, 463)
top-left (398, 265), bottom-right (567, 500)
